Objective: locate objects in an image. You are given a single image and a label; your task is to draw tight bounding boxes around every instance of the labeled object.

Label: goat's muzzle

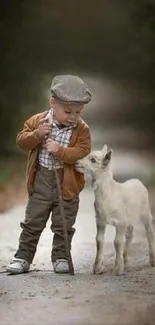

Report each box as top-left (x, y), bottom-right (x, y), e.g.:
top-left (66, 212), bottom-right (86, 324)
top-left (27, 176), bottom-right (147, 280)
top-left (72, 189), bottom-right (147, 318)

top-left (74, 162), bottom-right (85, 173)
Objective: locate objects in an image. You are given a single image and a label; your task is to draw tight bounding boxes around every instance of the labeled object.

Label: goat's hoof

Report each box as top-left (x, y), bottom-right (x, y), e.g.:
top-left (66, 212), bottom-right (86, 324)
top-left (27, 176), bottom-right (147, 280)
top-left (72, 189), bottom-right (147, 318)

top-left (93, 261), bottom-right (104, 274)
top-left (112, 265), bottom-right (124, 276)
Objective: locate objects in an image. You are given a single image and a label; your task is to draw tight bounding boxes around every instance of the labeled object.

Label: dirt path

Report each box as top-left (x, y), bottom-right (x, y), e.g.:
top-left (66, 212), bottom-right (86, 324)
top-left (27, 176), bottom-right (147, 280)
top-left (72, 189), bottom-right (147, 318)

top-left (0, 189), bottom-right (155, 325)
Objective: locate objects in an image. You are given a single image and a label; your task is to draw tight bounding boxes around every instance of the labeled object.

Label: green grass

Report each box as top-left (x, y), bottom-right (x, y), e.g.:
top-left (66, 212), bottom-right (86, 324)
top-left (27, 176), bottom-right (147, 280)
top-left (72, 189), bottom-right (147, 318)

top-left (0, 158), bottom-right (26, 188)
top-left (147, 169), bottom-right (155, 187)
top-left (0, 166), bottom-right (15, 187)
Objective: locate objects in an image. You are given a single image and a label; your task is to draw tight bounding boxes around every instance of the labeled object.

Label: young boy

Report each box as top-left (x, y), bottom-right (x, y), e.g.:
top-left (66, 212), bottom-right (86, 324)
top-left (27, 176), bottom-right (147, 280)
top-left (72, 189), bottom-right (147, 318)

top-left (6, 75), bottom-right (92, 274)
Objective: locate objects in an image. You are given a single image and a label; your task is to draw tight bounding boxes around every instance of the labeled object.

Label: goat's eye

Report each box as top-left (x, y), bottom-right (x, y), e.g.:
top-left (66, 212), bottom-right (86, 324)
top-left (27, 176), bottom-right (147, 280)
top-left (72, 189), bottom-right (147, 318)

top-left (90, 157), bottom-right (96, 163)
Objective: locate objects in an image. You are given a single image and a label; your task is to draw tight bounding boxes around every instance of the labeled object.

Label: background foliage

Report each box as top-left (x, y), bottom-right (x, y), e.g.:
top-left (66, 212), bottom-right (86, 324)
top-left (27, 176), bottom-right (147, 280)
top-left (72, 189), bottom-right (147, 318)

top-left (1, 0), bottom-right (155, 155)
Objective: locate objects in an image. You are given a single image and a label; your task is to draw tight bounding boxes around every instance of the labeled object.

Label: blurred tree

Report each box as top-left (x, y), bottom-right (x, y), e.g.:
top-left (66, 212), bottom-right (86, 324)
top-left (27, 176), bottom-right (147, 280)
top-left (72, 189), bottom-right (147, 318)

top-left (1, 0), bottom-right (155, 155)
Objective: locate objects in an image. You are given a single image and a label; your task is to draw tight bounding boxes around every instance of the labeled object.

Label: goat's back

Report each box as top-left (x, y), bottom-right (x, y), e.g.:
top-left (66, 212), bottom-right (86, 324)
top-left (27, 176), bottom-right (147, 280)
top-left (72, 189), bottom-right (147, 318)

top-left (95, 178), bottom-right (151, 225)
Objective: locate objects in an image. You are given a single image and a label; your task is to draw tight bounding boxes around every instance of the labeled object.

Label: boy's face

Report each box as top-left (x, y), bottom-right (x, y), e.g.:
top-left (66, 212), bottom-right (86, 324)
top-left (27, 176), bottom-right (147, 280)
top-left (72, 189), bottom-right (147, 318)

top-left (50, 97), bottom-right (84, 126)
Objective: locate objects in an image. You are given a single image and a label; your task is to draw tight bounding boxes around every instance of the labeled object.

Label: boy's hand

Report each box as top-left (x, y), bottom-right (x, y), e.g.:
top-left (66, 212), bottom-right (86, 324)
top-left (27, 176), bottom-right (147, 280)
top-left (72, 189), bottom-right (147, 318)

top-left (45, 138), bottom-right (59, 154)
top-left (37, 118), bottom-right (52, 139)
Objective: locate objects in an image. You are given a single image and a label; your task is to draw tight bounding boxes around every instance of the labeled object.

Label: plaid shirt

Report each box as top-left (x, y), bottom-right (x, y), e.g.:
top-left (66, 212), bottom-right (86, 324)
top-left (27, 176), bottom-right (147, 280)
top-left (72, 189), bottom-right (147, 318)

top-left (38, 109), bottom-right (76, 169)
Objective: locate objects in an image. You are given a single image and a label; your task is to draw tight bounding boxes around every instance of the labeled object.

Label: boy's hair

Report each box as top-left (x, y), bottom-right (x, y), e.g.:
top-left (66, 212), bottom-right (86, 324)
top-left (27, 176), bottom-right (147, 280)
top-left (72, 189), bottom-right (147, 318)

top-left (50, 75), bottom-right (92, 104)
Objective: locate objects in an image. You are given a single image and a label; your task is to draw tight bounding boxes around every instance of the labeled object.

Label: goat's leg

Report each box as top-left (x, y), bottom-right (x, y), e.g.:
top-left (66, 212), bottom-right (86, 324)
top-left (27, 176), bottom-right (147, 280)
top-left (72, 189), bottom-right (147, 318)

top-left (123, 225), bottom-right (133, 264)
top-left (142, 214), bottom-right (155, 266)
top-left (113, 224), bottom-right (126, 275)
top-left (93, 221), bottom-right (106, 274)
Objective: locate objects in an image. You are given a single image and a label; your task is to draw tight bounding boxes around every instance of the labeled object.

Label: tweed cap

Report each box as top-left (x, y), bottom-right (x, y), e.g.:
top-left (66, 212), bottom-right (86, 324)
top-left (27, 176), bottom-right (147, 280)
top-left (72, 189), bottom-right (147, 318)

top-left (50, 75), bottom-right (92, 104)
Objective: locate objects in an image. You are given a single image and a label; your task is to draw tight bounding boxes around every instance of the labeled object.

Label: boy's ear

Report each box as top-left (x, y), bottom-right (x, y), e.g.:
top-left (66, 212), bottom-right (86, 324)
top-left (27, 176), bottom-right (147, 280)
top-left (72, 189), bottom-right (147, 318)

top-left (49, 97), bottom-right (56, 107)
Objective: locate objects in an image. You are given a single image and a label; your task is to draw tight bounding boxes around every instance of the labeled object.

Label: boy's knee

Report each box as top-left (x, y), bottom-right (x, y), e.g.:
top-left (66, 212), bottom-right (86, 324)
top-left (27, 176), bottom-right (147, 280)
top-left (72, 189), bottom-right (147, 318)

top-left (20, 219), bottom-right (46, 233)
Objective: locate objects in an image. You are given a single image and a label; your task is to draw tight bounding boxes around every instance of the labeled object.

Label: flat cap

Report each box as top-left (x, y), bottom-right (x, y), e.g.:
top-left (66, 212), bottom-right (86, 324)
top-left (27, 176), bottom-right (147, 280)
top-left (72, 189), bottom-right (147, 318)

top-left (50, 75), bottom-right (92, 104)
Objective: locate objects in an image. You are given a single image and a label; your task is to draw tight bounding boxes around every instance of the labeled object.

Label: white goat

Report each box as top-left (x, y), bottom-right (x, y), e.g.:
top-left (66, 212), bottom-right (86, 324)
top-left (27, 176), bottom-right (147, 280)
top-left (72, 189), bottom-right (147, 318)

top-left (75, 145), bottom-right (155, 275)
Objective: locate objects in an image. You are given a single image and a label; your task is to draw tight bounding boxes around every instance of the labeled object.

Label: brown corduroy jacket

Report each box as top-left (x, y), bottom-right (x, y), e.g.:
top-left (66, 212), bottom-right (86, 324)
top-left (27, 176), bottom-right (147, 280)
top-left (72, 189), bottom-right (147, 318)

top-left (16, 111), bottom-right (91, 200)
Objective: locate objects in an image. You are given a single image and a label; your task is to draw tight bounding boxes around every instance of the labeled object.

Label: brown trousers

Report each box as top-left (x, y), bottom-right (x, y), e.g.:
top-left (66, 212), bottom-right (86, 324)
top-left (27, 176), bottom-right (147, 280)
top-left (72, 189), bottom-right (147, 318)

top-left (15, 166), bottom-right (79, 264)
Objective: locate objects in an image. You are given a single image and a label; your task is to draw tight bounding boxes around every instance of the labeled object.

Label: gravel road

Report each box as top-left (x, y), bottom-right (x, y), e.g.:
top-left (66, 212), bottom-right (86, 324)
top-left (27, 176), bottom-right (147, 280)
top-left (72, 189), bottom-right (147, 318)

top-left (0, 188), bottom-right (155, 325)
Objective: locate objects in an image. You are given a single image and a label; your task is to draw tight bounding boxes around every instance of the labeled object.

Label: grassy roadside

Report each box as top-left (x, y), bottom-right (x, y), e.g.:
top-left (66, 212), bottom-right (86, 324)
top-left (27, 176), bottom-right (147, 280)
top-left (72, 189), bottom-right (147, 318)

top-left (0, 158), bottom-right (27, 213)
top-left (0, 157), bottom-right (155, 214)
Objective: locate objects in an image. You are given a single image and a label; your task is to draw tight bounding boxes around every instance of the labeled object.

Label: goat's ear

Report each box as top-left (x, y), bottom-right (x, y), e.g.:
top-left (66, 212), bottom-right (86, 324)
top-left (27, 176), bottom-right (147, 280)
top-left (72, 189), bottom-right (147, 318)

top-left (103, 149), bottom-right (113, 165)
top-left (101, 144), bottom-right (108, 155)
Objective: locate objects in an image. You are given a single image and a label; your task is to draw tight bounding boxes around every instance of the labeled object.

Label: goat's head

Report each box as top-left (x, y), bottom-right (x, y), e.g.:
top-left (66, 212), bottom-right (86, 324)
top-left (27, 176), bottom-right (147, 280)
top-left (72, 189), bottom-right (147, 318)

top-left (75, 144), bottom-right (113, 175)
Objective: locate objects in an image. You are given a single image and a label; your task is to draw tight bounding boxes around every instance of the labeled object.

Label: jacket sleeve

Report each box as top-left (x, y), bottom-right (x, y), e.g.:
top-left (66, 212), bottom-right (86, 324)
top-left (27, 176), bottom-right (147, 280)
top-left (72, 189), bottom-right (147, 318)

top-left (54, 125), bottom-right (91, 164)
top-left (16, 116), bottom-right (42, 151)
